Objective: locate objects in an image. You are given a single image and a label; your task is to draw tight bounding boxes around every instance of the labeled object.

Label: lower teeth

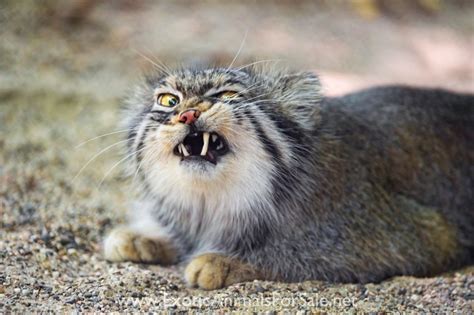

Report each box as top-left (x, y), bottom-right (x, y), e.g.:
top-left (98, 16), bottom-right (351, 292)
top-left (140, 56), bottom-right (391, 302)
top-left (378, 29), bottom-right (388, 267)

top-left (177, 132), bottom-right (223, 162)
top-left (180, 144), bottom-right (190, 157)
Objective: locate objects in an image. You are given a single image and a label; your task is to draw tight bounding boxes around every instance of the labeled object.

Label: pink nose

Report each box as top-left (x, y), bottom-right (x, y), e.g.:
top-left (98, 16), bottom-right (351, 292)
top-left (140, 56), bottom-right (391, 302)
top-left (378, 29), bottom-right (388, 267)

top-left (178, 109), bottom-right (200, 125)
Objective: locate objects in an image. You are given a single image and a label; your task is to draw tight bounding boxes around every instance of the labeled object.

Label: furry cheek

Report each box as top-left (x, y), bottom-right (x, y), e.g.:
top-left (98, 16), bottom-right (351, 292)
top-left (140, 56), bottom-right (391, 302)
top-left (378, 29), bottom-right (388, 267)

top-left (137, 108), bottom-right (276, 213)
top-left (153, 124), bottom-right (189, 153)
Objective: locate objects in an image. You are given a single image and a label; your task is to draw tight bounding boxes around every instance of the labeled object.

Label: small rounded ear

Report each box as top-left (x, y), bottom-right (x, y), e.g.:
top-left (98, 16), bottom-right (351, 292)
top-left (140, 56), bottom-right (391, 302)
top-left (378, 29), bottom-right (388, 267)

top-left (273, 72), bottom-right (322, 130)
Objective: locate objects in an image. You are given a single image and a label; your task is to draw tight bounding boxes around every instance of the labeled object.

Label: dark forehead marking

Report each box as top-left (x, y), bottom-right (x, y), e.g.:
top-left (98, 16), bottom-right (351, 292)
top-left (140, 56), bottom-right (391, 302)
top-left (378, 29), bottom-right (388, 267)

top-left (155, 69), bottom-right (249, 96)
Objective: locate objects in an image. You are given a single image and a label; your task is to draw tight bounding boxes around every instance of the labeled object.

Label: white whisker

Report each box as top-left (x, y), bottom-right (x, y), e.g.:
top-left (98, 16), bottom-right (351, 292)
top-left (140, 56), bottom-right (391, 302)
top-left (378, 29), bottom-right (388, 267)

top-left (228, 29), bottom-right (248, 70)
top-left (132, 48), bottom-right (171, 75)
top-left (75, 129), bottom-right (130, 148)
top-left (72, 139), bottom-right (129, 183)
top-left (236, 59), bottom-right (284, 71)
top-left (142, 47), bottom-right (173, 74)
top-left (98, 146), bottom-right (147, 188)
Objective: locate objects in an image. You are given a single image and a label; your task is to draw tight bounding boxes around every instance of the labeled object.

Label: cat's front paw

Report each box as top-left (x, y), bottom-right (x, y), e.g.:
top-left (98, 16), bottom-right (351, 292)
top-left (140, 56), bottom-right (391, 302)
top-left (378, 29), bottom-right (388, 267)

top-left (103, 227), bottom-right (176, 265)
top-left (184, 253), bottom-right (260, 290)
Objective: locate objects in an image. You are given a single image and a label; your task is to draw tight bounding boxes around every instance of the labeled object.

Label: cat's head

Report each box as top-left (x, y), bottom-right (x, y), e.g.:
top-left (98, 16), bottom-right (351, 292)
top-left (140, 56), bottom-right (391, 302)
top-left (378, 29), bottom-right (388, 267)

top-left (123, 65), bottom-right (321, 210)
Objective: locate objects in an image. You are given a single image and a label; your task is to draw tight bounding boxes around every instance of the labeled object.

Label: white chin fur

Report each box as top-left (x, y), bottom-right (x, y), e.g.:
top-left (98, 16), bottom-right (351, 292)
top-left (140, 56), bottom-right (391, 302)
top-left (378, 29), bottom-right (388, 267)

top-left (129, 115), bottom-right (278, 253)
top-left (179, 158), bottom-right (220, 177)
top-left (140, 133), bottom-right (275, 216)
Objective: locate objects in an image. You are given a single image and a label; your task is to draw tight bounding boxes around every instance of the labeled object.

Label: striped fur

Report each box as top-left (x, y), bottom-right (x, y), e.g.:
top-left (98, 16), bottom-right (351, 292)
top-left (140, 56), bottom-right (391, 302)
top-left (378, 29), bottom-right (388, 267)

top-left (105, 65), bottom-right (474, 285)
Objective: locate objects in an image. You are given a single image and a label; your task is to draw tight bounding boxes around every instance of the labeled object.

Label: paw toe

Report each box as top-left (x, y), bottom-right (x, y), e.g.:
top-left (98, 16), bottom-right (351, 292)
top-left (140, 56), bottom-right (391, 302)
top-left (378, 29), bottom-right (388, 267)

top-left (103, 228), bottom-right (139, 262)
top-left (184, 254), bottom-right (229, 290)
top-left (103, 227), bottom-right (173, 264)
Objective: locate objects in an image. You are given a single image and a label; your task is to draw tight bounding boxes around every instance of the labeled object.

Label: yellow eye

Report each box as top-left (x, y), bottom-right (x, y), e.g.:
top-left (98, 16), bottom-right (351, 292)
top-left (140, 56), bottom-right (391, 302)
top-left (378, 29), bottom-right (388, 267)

top-left (158, 93), bottom-right (179, 107)
top-left (218, 91), bottom-right (239, 100)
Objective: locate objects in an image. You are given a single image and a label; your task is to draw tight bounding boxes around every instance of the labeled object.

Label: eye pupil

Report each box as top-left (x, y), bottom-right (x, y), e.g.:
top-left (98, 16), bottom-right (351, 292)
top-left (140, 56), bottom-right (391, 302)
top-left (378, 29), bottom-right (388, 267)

top-left (158, 93), bottom-right (179, 107)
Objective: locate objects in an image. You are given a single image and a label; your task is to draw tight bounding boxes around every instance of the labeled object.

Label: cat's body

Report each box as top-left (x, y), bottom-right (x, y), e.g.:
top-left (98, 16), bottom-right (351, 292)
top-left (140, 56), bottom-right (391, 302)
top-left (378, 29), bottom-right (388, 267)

top-left (104, 66), bottom-right (473, 289)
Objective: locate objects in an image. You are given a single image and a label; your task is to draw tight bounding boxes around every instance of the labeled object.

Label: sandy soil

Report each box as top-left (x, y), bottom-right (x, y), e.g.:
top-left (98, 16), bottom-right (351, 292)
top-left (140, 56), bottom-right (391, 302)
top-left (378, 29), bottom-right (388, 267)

top-left (1, 1), bottom-right (473, 312)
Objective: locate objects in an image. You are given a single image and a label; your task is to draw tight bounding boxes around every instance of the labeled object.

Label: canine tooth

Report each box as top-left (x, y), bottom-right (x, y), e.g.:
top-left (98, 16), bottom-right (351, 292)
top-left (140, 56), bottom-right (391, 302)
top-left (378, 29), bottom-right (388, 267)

top-left (181, 144), bottom-right (190, 157)
top-left (201, 132), bottom-right (210, 156)
top-left (216, 143), bottom-right (223, 150)
top-left (178, 144), bottom-right (182, 154)
top-left (212, 134), bottom-right (218, 143)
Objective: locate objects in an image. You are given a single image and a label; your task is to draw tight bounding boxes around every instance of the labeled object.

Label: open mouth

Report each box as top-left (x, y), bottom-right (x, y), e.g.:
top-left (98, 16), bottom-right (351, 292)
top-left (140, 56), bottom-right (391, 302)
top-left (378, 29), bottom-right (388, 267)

top-left (173, 131), bottom-right (229, 164)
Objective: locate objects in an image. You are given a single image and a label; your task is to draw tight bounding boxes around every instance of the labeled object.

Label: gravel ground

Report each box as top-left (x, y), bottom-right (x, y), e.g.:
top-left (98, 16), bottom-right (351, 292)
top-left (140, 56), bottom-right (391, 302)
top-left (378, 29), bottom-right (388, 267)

top-left (1, 1), bottom-right (473, 312)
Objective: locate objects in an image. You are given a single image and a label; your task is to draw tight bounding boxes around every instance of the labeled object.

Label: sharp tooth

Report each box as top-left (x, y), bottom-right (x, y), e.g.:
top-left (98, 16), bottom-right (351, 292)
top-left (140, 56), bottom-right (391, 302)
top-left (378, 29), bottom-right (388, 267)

top-left (181, 143), bottom-right (189, 157)
top-left (216, 143), bottom-right (223, 150)
top-left (212, 134), bottom-right (218, 143)
top-left (178, 144), bottom-right (182, 155)
top-left (201, 132), bottom-right (210, 156)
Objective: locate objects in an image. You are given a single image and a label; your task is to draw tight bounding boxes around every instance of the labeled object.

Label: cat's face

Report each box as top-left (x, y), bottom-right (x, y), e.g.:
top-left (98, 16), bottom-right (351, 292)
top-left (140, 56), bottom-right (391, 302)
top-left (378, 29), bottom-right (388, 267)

top-left (124, 66), bottom-right (320, 210)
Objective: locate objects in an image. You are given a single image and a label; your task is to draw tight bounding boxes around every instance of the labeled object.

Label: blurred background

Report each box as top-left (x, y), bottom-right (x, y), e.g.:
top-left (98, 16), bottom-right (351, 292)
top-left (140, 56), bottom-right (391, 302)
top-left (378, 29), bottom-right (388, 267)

top-left (1, 0), bottom-right (473, 98)
top-left (1, 1), bottom-right (474, 312)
